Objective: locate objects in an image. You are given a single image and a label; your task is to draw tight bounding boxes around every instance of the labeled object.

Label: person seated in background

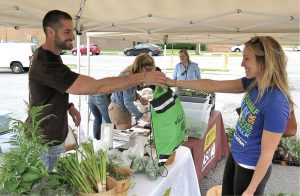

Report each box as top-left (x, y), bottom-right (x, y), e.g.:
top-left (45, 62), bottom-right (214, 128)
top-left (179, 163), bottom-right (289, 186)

top-left (108, 53), bottom-right (155, 130)
top-left (173, 48), bottom-right (201, 81)
top-left (88, 94), bottom-right (111, 140)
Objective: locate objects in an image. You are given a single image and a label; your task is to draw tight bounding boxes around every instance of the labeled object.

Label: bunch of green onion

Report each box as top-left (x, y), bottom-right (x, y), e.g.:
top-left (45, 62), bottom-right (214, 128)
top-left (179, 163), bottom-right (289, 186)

top-left (55, 140), bottom-right (107, 193)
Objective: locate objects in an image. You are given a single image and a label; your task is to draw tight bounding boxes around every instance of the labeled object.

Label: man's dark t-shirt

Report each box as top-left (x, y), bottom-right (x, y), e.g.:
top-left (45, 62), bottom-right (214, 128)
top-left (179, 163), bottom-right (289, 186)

top-left (28, 47), bottom-right (79, 146)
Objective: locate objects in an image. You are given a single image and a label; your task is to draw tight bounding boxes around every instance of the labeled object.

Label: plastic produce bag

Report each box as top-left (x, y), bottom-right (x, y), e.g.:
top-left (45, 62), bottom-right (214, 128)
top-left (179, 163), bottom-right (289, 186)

top-left (144, 157), bottom-right (164, 181)
top-left (107, 149), bottom-right (132, 168)
top-left (131, 157), bottom-right (145, 173)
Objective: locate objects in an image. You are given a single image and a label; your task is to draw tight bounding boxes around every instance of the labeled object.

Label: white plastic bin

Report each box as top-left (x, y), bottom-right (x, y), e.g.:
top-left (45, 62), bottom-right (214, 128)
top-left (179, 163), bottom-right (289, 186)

top-left (181, 99), bottom-right (209, 111)
top-left (183, 104), bottom-right (212, 139)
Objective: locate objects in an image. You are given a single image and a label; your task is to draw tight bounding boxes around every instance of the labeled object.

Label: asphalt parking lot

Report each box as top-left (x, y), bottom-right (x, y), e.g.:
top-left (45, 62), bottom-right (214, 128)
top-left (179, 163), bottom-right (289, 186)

top-left (1, 53), bottom-right (299, 135)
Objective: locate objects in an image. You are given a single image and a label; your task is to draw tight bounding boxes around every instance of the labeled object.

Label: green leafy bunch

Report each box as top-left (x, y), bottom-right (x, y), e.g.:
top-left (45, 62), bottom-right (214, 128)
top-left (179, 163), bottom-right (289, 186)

top-left (225, 127), bottom-right (235, 143)
top-left (106, 161), bottom-right (129, 181)
top-left (55, 140), bottom-right (108, 193)
top-left (277, 136), bottom-right (300, 161)
top-left (176, 89), bottom-right (211, 98)
top-left (0, 103), bottom-right (59, 194)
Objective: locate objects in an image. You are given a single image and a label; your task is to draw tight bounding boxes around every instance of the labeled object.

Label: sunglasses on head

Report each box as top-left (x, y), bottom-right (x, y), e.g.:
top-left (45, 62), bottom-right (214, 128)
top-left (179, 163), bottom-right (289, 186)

top-left (251, 36), bottom-right (264, 51)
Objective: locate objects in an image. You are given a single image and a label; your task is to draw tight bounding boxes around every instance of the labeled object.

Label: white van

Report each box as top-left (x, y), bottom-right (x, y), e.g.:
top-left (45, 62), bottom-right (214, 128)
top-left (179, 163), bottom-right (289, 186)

top-left (0, 43), bottom-right (38, 73)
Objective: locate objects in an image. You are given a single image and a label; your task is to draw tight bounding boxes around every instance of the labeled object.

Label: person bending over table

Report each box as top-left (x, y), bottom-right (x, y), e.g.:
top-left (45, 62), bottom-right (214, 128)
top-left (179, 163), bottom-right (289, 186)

top-left (166, 36), bottom-right (294, 196)
top-left (108, 54), bottom-right (155, 130)
top-left (28, 10), bottom-right (166, 172)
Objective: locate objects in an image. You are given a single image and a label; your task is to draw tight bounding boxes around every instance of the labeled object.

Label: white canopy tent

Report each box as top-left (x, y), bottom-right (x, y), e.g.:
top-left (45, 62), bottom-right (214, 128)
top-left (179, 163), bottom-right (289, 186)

top-left (1, 0), bottom-right (299, 140)
top-left (0, 0), bottom-right (299, 44)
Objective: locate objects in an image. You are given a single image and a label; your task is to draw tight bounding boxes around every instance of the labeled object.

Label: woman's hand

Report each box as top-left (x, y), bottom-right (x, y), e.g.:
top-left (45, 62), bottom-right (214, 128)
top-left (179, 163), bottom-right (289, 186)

top-left (139, 97), bottom-right (149, 106)
top-left (68, 105), bottom-right (81, 127)
top-left (165, 77), bottom-right (177, 87)
top-left (141, 114), bottom-right (150, 122)
top-left (144, 71), bottom-right (166, 87)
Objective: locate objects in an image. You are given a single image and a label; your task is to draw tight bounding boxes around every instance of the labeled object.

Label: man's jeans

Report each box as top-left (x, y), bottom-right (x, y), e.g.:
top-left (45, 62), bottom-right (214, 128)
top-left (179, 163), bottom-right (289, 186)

top-left (41, 142), bottom-right (65, 172)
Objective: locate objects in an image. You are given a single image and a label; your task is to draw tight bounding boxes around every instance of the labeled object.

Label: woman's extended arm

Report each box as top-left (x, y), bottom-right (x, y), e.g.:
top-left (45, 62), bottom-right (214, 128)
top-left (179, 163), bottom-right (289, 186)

top-left (167, 78), bottom-right (245, 93)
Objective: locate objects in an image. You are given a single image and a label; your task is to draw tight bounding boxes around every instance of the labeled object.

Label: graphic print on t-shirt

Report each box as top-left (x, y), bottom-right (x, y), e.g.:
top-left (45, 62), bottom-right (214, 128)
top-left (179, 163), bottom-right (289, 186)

top-left (235, 93), bottom-right (259, 146)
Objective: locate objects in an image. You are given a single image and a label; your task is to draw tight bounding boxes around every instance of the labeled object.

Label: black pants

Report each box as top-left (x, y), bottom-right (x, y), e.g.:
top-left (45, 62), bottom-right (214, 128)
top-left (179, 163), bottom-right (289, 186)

top-left (222, 153), bottom-right (272, 196)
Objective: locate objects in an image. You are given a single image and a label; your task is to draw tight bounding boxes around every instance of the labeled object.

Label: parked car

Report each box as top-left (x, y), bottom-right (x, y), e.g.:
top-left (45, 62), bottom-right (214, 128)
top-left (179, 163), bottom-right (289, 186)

top-left (0, 42), bottom-right (37, 74)
top-left (124, 43), bottom-right (163, 56)
top-left (231, 44), bottom-right (245, 52)
top-left (71, 44), bottom-right (100, 56)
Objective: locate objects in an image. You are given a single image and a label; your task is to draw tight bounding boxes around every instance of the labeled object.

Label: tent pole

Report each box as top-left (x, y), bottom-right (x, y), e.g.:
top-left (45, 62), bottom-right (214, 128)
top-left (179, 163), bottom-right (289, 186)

top-left (86, 35), bottom-right (91, 138)
top-left (75, 0), bottom-right (86, 144)
top-left (76, 35), bottom-right (82, 144)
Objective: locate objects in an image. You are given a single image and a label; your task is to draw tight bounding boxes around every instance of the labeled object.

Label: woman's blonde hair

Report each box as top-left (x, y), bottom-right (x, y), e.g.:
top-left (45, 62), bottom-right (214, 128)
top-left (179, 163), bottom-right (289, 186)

top-left (245, 36), bottom-right (294, 111)
top-left (179, 48), bottom-right (190, 63)
top-left (123, 53), bottom-right (155, 74)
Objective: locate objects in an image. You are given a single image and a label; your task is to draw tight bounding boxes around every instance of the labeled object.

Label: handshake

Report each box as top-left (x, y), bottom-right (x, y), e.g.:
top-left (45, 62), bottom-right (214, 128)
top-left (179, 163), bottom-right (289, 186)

top-left (143, 71), bottom-right (178, 88)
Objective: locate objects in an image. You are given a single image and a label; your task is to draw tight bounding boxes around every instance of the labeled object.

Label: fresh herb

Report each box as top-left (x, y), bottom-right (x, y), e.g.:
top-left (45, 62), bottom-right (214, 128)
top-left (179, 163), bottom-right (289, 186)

top-left (107, 161), bottom-right (130, 180)
top-left (176, 89), bottom-right (212, 98)
top-left (226, 127), bottom-right (235, 143)
top-left (0, 103), bottom-right (60, 194)
top-left (274, 137), bottom-right (300, 162)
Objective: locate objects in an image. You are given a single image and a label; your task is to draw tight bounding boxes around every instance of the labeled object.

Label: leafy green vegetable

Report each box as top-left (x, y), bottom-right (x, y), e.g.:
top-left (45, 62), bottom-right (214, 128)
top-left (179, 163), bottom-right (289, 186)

top-left (274, 137), bottom-right (300, 161)
top-left (107, 161), bottom-right (130, 180)
top-left (131, 157), bottom-right (145, 173)
top-left (55, 140), bottom-right (108, 193)
top-left (0, 103), bottom-right (60, 194)
top-left (144, 158), bottom-right (164, 181)
top-left (176, 89), bottom-right (212, 98)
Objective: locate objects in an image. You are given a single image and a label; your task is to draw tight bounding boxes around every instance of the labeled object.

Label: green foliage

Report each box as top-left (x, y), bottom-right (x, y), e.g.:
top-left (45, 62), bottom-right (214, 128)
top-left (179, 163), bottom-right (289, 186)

top-left (0, 103), bottom-right (61, 194)
top-left (55, 140), bottom-right (108, 193)
top-left (176, 89), bottom-right (211, 98)
top-left (157, 43), bottom-right (196, 50)
top-left (200, 43), bottom-right (206, 51)
top-left (106, 161), bottom-right (129, 180)
top-left (276, 137), bottom-right (300, 161)
top-left (226, 127), bottom-right (235, 143)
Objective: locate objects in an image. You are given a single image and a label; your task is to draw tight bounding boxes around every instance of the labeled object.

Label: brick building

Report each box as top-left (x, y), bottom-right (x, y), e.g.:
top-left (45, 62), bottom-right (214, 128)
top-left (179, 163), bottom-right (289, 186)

top-left (0, 27), bottom-right (231, 52)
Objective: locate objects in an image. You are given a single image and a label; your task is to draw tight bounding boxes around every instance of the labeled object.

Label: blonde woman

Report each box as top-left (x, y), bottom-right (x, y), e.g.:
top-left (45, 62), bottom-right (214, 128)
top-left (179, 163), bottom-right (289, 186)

top-left (173, 48), bottom-right (200, 81)
top-left (108, 53), bottom-right (155, 130)
top-left (167, 36), bottom-right (294, 196)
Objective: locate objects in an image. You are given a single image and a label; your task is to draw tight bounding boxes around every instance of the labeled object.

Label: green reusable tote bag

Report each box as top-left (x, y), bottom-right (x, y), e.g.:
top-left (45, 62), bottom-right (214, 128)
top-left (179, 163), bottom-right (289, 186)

top-left (150, 87), bottom-right (187, 165)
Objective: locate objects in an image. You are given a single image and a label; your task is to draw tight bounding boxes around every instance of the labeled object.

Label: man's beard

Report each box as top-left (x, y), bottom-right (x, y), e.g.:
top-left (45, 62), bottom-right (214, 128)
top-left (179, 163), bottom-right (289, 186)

top-left (54, 35), bottom-right (72, 50)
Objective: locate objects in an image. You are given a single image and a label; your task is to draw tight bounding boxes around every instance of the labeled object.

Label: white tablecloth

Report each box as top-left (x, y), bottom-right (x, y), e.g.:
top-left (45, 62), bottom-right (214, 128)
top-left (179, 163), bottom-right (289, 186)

top-left (128, 146), bottom-right (201, 196)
